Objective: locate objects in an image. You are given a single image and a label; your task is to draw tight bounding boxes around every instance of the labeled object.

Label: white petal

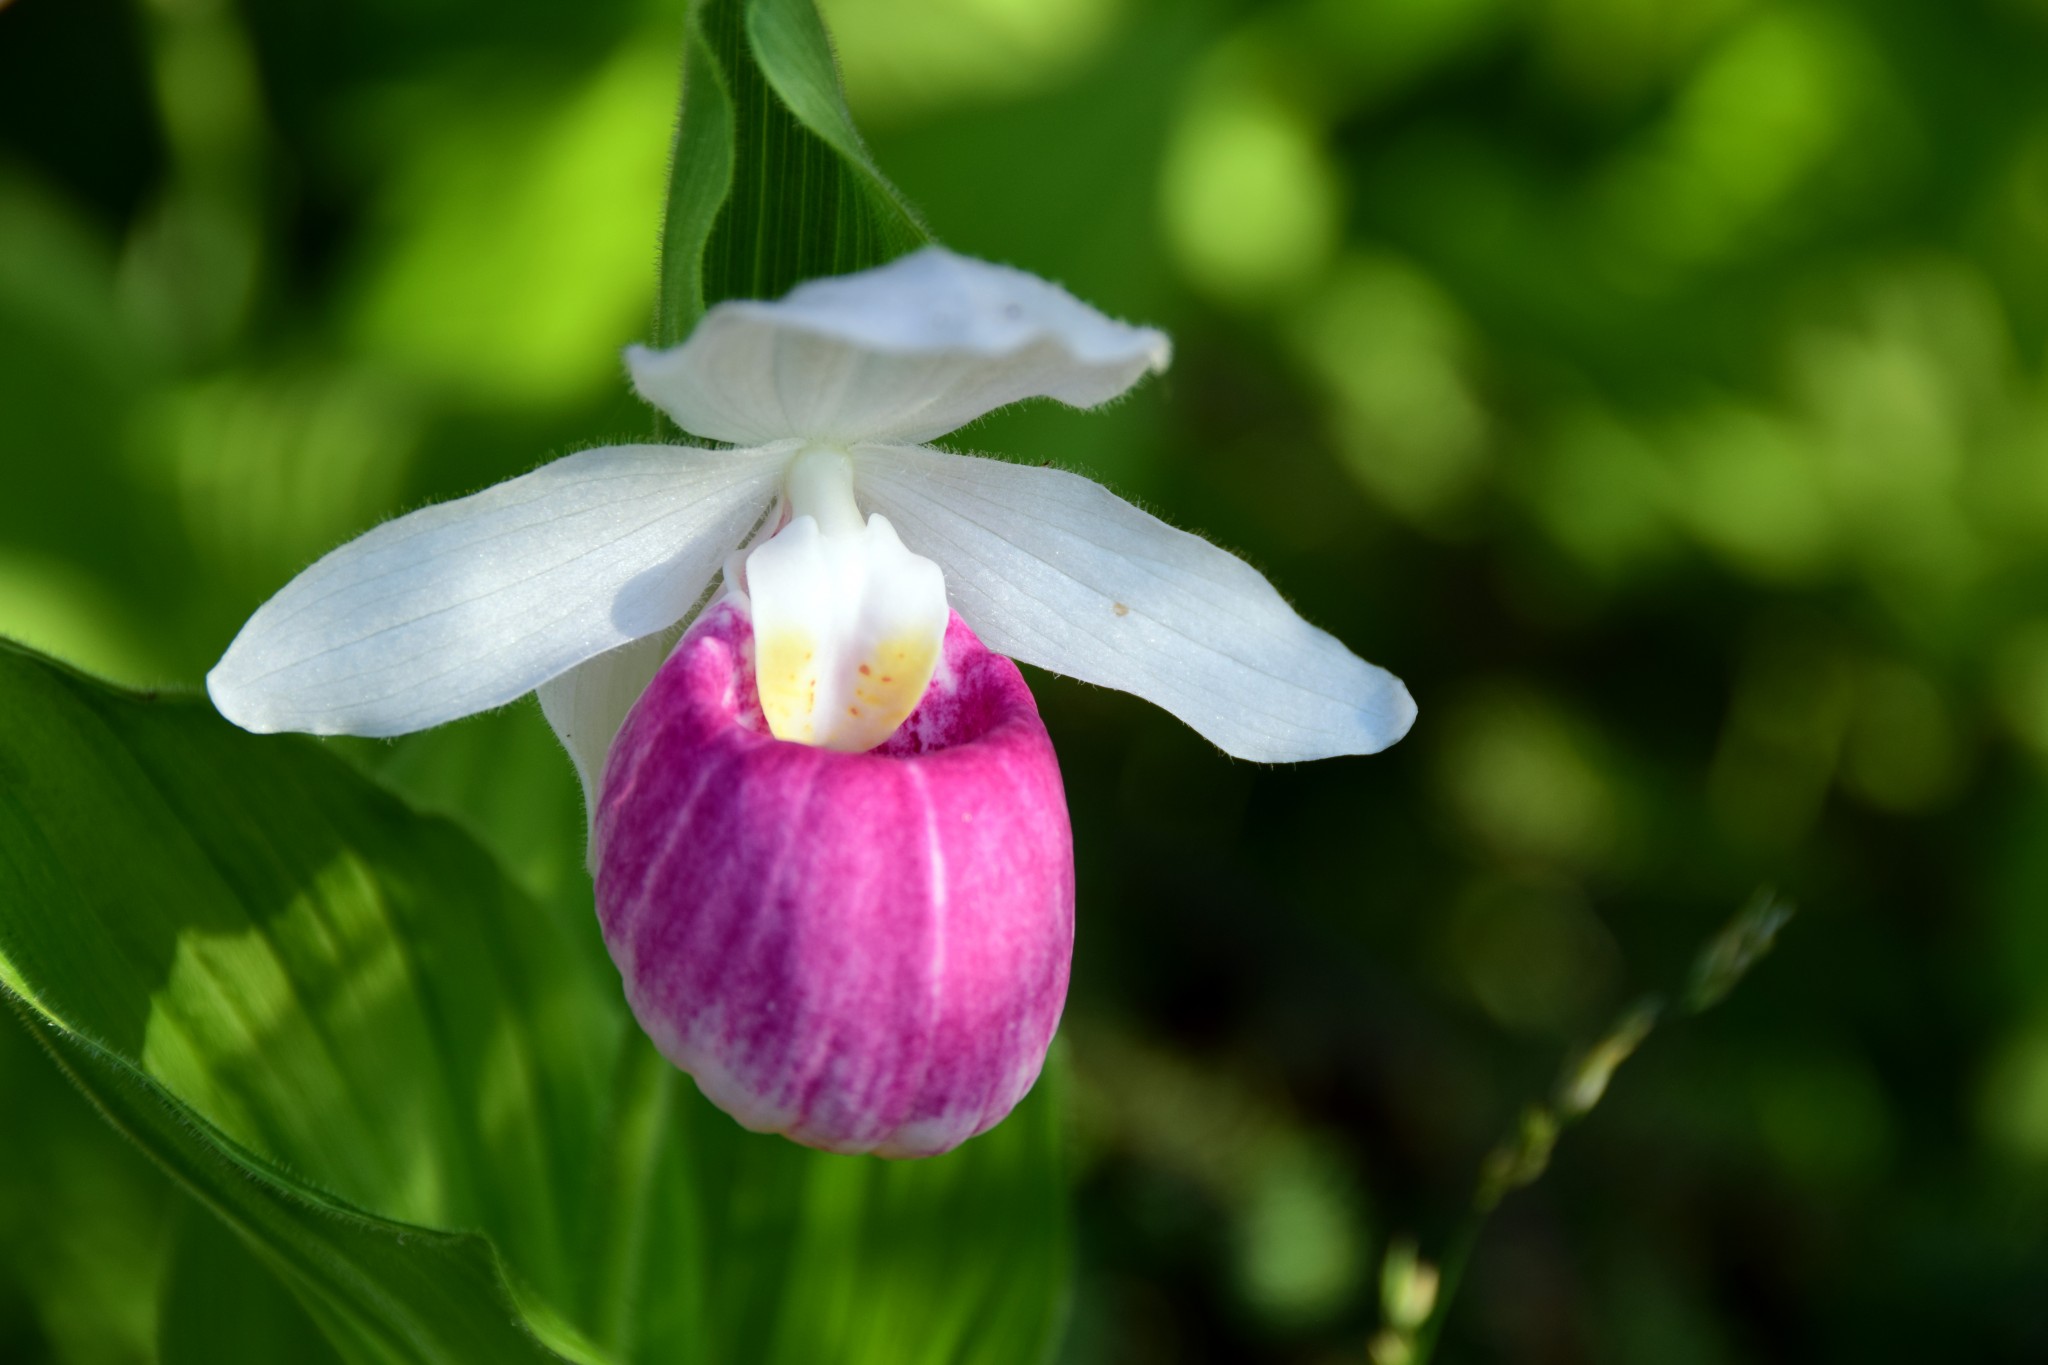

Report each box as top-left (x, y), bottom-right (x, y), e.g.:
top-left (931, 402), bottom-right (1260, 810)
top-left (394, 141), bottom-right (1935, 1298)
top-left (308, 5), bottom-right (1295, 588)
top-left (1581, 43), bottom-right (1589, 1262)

top-left (855, 444), bottom-right (1417, 762)
top-left (626, 247), bottom-right (1171, 447)
top-left (208, 443), bottom-right (790, 737)
top-left (536, 621), bottom-right (686, 816)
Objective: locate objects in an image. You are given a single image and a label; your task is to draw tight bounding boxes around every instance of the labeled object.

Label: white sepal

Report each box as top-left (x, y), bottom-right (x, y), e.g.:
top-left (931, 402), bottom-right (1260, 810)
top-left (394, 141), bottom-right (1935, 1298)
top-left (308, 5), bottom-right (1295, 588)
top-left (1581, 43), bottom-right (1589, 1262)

top-left (626, 247), bottom-right (1171, 448)
top-left (208, 443), bottom-right (790, 737)
top-left (744, 511), bottom-right (948, 752)
top-left (854, 444), bottom-right (1417, 762)
top-left (537, 621), bottom-right (686, 823)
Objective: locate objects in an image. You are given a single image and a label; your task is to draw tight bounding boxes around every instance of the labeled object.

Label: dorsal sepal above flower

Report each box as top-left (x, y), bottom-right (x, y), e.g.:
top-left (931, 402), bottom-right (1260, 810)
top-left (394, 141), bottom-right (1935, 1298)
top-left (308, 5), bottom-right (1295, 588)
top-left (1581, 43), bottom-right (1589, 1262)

top-left (625, 246), bottom-right (1172, 447)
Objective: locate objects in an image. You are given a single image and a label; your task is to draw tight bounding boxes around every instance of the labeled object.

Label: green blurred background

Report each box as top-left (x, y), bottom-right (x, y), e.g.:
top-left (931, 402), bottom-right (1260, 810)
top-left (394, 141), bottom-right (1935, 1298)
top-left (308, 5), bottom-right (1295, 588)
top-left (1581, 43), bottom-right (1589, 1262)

top-left (5, 0), bottom-right (2048, 1359)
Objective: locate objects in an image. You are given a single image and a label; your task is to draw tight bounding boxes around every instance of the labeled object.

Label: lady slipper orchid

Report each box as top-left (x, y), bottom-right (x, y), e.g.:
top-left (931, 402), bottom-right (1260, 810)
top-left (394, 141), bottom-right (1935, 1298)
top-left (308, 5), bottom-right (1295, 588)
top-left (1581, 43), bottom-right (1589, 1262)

top-left (207, 247), bottom-right (1416, 1156)
top-left (598, 602), bottom-right (1071, 1157)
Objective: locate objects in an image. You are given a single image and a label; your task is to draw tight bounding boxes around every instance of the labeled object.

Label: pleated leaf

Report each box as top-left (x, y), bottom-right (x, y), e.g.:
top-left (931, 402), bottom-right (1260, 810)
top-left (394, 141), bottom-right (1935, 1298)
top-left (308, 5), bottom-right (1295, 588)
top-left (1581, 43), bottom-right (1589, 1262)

top-left (0, 642), bottom-right (1068, 1364)
top-left (0, 644), bottom-right (615, 1364)
top-left (154, 1201), bottom-right (345, 1365)
top-left (654, 0), bottom-right (928, 349)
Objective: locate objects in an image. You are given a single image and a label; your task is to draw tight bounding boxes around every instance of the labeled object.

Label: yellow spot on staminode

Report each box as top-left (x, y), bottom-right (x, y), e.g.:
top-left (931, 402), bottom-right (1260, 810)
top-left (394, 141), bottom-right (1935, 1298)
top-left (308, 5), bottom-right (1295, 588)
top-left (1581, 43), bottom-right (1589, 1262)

top-left (757, 629), bottom-right (821, 744)
top-left (819, 631), bottom-right (943, 752)
top-left (755, 629), bottom-right (943, 752)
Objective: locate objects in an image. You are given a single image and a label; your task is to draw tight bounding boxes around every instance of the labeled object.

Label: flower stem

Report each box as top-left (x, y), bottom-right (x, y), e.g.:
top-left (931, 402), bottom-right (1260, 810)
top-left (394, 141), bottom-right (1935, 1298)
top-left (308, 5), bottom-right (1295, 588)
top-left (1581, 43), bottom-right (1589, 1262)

top-left (1372, 890), bottom-right (1793, 1365)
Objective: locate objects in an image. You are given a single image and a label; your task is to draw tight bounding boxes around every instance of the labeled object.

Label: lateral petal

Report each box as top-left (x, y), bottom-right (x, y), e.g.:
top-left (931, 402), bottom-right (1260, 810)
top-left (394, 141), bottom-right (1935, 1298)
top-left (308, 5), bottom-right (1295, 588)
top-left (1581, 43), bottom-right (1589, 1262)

top-left (626, 247), bottom-right (1170, 447)
top-left (855, 444), bottom-right (1416, 762)
top-left (208, 443), bottom-right (788, 737)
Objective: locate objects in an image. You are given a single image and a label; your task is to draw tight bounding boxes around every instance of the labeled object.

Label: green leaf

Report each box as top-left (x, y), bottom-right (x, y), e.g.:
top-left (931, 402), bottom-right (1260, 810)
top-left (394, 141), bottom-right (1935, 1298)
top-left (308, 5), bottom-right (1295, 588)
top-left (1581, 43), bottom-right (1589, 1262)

top-left (578, 1035), bottom-right (1071, 1365)
top-left (654, 0), bottom-right (929, 349)
top-left (156, 1197), bottom-right (344, 1365)
top-left (0, 644), bottom-right (1069, 1363)
top-left (20, 1006), bottom-right (598, 1365)
top-left (0, 991), bottom-right (175, 1364)
top-left (0, 643), bottom-right (616, 1363)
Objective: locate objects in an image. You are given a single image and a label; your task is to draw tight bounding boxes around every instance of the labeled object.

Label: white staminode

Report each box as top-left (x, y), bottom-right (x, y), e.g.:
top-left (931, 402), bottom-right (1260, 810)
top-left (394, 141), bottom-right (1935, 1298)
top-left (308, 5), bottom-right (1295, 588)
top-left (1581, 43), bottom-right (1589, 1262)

top-left (743, 448), bottom-right (947, 752)
top-left (207, 246), bottom-right (1416, 809)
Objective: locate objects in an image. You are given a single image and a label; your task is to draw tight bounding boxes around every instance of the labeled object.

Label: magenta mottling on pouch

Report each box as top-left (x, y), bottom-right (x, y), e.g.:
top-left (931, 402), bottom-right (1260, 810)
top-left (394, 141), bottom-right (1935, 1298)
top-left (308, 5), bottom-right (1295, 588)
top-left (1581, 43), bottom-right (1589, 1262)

top-left (593, 601), bottom-right (1075, 1158)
